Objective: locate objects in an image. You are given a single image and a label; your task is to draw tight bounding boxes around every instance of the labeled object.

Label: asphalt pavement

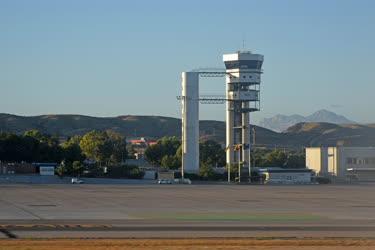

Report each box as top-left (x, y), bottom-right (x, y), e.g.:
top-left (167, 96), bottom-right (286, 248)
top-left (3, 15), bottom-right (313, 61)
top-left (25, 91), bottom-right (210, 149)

top-left (1, 182), bottom-right (375, 238)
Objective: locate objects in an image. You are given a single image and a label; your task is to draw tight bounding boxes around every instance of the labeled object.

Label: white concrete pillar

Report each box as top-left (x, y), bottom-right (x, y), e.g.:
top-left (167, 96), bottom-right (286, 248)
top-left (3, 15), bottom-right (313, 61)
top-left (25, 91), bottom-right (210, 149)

top-left (226, 75), bottom-right (234, 167)
top-left (181, 72), bottom-right (199, 174)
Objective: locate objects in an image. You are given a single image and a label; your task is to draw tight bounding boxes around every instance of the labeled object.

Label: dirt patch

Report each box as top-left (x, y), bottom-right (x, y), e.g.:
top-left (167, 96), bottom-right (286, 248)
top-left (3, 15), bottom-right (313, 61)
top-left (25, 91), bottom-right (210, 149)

top-left (1, 239), bottom-right (375, 250)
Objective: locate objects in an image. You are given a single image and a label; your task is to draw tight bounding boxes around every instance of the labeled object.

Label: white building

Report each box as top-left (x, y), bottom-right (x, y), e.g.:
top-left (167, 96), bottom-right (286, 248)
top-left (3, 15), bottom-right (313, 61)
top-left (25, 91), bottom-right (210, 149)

top-left (260, 168), bottom-right (312, 184)
top-left (306, 147), bottom-right (375, 181)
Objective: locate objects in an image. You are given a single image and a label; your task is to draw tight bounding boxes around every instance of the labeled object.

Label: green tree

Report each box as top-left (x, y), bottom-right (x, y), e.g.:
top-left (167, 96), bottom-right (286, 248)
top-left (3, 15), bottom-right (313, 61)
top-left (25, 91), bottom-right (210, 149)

top-left (159, 136), bottom-right (180, 156)
top-left (56, 164), bottom-right (66, 178)
top-left (61, 136), bottom-right (84, 164)
top-left (160, 155), bottom-right (180, 170)
top-left (23, 130), bottom-right (62, 162)
top-left (79, 131), bottom-right (113, 166)
top-left (72, 161), bottom-right (84, 177)
top-left (264, 149), bottom-right (288, 167)
top-left (23, 130), bottom-right (45, 142)
top-left (284, 153), bottom-right (305, 168)
top-left (145, 136), bottom-right (181, 166)
top-left (252, 148), bottom-right (270, 168)
top-left (0, 130), bottom-right (63, 163)
top-left (199, 140), bottom-right (225, 168)
top-left (106, 130), bottom-right (127, 164)
top-left (175, 145), bottom-right (182, 164)
top-left (144, 143), bottom-right (163, 165)
top-left (0, 133), bottom-right (33, 162)
top-left (199, 162), bottom-right (215, 179)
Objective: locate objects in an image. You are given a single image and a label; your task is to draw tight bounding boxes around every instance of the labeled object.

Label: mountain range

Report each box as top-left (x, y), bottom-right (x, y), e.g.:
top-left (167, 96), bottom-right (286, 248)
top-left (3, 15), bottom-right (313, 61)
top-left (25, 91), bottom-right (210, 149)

top-left (258, 109), bottom-right (355, 132)
top-left (0, 113), bottom-right (374, 148)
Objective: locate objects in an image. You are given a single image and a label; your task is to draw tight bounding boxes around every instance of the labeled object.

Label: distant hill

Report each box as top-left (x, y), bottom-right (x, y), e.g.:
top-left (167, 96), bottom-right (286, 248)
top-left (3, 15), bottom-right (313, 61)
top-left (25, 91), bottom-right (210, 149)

top-left (306, 110), bottom-right (354, 124)
top-left (258, 109), bottom-right (355, 132)
top-left (0, 113), bottom-right (181, 139)
top-left (0, 113), bottom-right (285, 146)
top-left (284, 122), bottom-right (375, 147)
top-left (0, 113), bottom-right (374, 148)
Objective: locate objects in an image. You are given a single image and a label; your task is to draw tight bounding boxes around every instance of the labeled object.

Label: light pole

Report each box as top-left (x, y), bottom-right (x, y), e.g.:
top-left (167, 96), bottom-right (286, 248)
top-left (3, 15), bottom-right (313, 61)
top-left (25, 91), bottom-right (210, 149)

top-left (238, 148), bottom-right (241, 183)
top-left (227, 163), bottom-right (231, 183)
top-left (226, 146), bottom-right (231, 183)
top-left (252, 127), bottom-right (256, 169)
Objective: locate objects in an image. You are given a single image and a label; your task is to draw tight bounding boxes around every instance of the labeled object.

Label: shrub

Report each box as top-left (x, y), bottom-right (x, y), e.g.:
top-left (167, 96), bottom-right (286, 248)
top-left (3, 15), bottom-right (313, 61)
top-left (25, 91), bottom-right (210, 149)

top-left (108, 165), bottom-right (145, 179)
top-left (314, 176), bottom-right (331, 184)
top-left (127, 166), bottom-right (145, 179)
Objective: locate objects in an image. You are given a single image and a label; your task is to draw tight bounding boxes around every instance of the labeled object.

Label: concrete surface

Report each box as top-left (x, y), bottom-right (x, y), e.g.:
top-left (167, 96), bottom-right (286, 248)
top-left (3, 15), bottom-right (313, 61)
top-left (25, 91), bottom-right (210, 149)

top-left (1, 183), bottom-right (375, 238)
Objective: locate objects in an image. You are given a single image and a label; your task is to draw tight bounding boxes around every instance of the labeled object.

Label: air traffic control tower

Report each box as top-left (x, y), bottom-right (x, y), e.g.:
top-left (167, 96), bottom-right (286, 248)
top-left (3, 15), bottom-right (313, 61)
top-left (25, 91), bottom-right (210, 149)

top-left (224, 51), bottom-right (264, 173)
top-left (180, 50), bottom-right (264, 180)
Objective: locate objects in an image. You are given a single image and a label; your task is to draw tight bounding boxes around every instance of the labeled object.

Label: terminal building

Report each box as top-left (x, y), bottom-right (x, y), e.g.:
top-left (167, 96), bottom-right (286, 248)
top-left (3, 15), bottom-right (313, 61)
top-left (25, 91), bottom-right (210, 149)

top-left (306, 147), bottom-right (375, 181)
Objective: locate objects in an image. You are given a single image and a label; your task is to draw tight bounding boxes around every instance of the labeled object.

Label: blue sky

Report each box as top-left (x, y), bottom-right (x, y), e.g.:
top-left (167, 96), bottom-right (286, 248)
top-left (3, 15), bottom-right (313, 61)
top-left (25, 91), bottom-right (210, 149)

top-left (1, 0), bottom-right (374, 123)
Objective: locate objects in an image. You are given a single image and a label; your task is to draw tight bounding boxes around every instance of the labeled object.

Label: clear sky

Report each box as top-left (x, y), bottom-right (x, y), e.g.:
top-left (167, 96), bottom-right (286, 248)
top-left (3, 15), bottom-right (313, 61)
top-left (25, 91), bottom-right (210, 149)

top-left (1, 0), bottom-right (374, 123)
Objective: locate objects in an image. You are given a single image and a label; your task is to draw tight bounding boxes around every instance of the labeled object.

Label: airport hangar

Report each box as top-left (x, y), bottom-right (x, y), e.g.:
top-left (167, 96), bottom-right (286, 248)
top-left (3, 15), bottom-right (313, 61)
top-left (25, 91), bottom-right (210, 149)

top-left (306, 146), bottom-right (375, 181)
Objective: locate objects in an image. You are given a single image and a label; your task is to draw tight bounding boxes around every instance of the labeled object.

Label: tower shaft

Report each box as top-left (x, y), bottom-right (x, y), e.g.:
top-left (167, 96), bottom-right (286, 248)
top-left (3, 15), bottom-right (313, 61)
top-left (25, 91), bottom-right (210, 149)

top-left (181, 72), bottom-right (200, 174)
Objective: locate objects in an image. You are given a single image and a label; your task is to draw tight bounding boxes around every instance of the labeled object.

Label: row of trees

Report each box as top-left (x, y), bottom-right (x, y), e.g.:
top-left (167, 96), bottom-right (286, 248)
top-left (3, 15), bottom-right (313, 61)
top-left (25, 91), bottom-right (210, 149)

top-left (144, 136), bottom-right (305, 179)
top-left (144, 137), bottom-right (226, 179)
top-left (144, 137), bottom-right (226, 170)
top-left (252, 149), bottom-right (305, 169)
top-left (1, 131), bottom-right (305, 179)
top-left (0, 129), bottom-right (128, 169)
top-left (0, 130), bottom-right (62, 162)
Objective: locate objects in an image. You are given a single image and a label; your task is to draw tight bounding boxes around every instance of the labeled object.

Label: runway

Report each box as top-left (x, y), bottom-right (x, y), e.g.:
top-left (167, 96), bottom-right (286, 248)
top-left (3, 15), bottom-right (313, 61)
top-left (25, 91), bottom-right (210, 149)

top-left (1, 183), bottom-right (375, 238)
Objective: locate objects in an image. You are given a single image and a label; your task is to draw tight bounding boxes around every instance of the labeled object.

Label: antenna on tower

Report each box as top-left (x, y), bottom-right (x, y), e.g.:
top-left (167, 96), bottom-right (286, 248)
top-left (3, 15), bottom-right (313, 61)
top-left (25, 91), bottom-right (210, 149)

top-left (241, 34), bottom-right (251, 53)
top-left (242, 34), bottom-right (246, 50)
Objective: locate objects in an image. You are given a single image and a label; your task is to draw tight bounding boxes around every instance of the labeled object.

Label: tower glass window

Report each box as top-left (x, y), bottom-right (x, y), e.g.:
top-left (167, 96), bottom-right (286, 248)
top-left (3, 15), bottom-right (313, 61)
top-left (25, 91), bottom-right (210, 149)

top-left (224, 60), bottom-right (263, 70)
